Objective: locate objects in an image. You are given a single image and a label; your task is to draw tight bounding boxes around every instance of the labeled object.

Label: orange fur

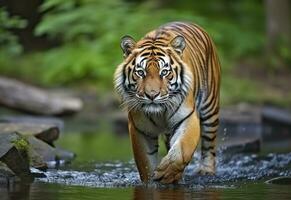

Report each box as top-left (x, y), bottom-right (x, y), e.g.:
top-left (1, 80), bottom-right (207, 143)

top-left (114, 21), bottom-right (220, 183)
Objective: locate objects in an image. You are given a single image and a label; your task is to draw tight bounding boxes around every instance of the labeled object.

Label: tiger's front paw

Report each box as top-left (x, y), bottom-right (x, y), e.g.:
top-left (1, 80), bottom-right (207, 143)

top-left (152, 156), bottom-right (185, 184)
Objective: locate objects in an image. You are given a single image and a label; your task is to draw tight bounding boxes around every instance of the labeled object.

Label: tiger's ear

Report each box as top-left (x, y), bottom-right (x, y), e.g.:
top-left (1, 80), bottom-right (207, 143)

top-left (121, 35), bottom-right (136, 58)
top-left (170, 35), bottom-right (186, 55)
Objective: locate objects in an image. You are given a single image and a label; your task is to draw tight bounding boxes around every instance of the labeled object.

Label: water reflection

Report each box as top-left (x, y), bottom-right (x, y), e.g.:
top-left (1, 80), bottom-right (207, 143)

top-left (1, 179), bottom-right (291, 200)
top-left (133, 186), bottom-right (220, 200)
top-left (0, 183), bottom-right (31, 200)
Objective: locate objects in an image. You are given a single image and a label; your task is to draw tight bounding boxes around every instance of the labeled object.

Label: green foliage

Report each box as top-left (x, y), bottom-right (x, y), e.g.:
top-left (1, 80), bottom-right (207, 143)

top-left (3, 0), bottom-right (286, 107)
top-left (34, 0), bottom-right (265, 86)
top-left (0, 7), bottom-right (27, 56)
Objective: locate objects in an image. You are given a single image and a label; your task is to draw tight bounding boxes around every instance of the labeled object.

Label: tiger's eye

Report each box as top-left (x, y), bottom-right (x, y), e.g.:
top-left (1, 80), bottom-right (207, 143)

top-left (136, 70), bottom-right (145, 77)
top-left (161, 69), bottom-right (168, 76)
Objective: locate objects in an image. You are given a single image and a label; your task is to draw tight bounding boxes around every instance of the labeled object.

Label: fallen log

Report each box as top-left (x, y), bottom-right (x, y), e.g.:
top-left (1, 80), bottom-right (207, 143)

top-left (0, 76), bottom-right (83, 115)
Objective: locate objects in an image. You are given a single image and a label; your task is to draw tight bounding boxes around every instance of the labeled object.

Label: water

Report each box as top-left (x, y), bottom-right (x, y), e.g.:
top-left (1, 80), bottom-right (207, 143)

top-left (34, 152), bottom-right (291, 187)
top-left (2, 151), bottom-right (291, 199)
top-left (2, 181), bottom-right (291, 200)
top-left (1, 106), bottom-right (291, 199)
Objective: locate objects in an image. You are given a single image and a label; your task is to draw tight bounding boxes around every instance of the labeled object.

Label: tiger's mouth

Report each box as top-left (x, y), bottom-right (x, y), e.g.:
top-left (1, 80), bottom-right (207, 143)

top-left (141, 102), bottom-right (165, 114)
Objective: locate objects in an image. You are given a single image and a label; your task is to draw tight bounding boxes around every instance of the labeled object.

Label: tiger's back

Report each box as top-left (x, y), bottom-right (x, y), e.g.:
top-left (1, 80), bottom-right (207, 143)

top-left (114, 21), bottom-right (220, 183)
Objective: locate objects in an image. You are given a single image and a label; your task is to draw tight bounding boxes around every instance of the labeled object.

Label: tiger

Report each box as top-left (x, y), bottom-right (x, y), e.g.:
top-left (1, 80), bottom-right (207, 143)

top-left (114, 21), bottom-right (221, 184)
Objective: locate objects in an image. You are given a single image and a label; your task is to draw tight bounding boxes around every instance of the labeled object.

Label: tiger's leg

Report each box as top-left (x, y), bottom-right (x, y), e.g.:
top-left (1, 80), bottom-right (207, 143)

top-left (153, 110), bottom-right (200, 184)
top-left (198, 109), bottom-right (219, 175)
top-left (128, 118), bottom-right (158, 183)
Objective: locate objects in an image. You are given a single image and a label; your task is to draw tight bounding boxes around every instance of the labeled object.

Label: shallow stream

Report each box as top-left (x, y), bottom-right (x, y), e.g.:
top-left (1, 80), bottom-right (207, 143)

top-left (2, 131), bottom-right (291, 200)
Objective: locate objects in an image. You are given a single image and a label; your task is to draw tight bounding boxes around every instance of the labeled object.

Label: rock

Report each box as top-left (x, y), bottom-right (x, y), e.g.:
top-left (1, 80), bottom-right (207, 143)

top-left (262, 107), bottom-right (291, 125)
top-left (0, 121), bottom-right (75, 182)
top-left (265, 177), bottom-right (291, 185)
top-left (0, 116), bottom-right (64, 131)
top-left (0, 123), bottom-right (59, 145)
top-left (55, 147), bottom-right (76, 162)
top-left (262, 107), bottom-right (291, 145)
top-left (0, 132), bottom-right (33, 182)
top-left (27, 137), bottom-right (75, 168)
top-left (0, 76), bottom-right (83, 115)
top-left (221, 137), bottom-right (261, 154)
top-left (27, 137), bottom-right (55, 169)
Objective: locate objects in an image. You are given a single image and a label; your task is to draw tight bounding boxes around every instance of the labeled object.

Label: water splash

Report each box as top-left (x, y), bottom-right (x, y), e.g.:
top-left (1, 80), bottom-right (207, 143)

top-left (35, 152), bottom-right (291, 188)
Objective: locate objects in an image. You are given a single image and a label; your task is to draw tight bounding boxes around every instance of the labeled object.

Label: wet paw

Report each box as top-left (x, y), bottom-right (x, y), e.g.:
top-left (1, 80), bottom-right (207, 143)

top-left (152, 157), bottom-right (184, 184)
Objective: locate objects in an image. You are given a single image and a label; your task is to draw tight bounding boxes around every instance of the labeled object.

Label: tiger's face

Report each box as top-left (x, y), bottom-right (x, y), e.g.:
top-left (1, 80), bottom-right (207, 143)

top-left (114, 35), bottom-right (192, 114)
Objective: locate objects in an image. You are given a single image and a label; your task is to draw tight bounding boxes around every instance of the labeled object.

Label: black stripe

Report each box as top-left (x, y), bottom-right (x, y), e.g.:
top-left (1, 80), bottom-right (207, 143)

top-left (128, 67), bottom-right (132, 82)
top-left (196, 90), bottom-right (203, 109)
top-left (200, 93), bottom-right (215, 111)
top-left (140, 52), bottom-right (151, 57)
top-left (122, 66), bottom-right (127, 86)
top-left (180, 23), bottom-right (207, 50)
top-left (155, 52), bottom-right (164, 56)
top-left (203, 129), bottom-right (217, 134)
top-left (131, 59), bottom-right (135, 65)
top-left (202, 134), bottom-right (216, 142)
top-left (159, 56), bottom-right (165, 63)
top-left (202, 151), bottom-right (216, 159)
top-left (154, 43), bottom-right (168, 47)
top-left (201, 145), bottom-right (214, 151)
top-left (200, 108), bottom-right (219, 121)
top-left (202, 118), bottom-right (219, 128)
top-left (138, 43), bottom-right (152, 48)
top-left (130, 114), bottom-right (158, 140)
top-left (170, 82), bottom-right (178, 89)
top-left (140, 57), bottom-right (147, 64)
top-left (172, 109), bottom-right (195, 133)
top-left (148, 116), bottom-right (157, 127)
top-left (168, 100), bottom-right (183, 119)
top-left (170, 58), bottom-right (174, 65)
top-left (203, 98), bottom-right (218, 116)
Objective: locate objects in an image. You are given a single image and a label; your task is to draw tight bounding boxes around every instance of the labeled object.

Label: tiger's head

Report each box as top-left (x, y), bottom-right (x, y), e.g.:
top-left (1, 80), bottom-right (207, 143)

top-left (114, 35), bottom-right (193, 114)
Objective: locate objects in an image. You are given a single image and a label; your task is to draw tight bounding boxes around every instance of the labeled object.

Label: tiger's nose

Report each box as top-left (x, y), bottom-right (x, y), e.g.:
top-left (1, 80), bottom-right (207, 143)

top-left (145, 90), bottom-right (160, 100)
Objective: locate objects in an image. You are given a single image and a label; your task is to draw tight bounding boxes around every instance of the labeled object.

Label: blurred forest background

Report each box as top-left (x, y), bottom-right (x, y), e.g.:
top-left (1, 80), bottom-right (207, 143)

top-left (0, 0), bottom-right (291, 107)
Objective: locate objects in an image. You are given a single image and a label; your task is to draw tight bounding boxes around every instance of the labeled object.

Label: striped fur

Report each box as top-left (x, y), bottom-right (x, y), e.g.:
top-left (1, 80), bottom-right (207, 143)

top-left (114, 21), bottom-right (220, 183)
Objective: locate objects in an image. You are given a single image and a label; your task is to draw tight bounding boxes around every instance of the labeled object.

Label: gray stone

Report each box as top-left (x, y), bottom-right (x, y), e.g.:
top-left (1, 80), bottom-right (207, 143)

top-left (0, 123), bottom-right (59, 145)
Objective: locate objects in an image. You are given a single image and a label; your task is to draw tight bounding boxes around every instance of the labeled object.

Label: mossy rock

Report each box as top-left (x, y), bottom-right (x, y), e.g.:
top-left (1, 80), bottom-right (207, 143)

top-left (0, 132), bottom-right (33, 182)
